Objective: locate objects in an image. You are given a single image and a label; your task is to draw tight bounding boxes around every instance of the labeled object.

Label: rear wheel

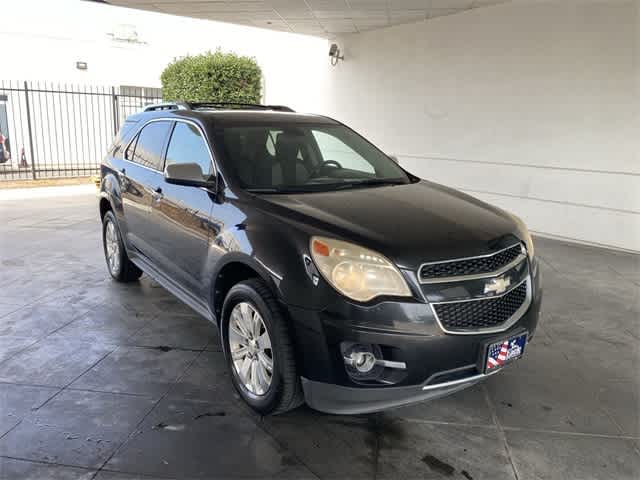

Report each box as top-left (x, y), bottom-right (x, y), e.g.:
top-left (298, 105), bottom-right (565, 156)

top-left (221, 279), bottom-right (303, 415)
top-left (102, 210), bottom-right (142, 282)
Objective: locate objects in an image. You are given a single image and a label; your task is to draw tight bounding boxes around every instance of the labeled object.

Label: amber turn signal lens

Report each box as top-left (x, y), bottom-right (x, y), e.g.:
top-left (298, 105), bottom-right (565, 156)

top-left (312, 239), bottom-right (330, 257)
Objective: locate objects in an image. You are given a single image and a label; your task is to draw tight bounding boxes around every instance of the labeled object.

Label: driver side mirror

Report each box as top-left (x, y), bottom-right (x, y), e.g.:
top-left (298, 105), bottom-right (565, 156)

top-left (388, 154), bottom-right (399, 164)
top-left (164, 162), bottom-right (215, 188)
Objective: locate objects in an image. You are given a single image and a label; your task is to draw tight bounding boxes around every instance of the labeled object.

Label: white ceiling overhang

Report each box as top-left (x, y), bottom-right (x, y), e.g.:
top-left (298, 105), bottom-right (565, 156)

top-left (104, 0), bottom-right (511, 37)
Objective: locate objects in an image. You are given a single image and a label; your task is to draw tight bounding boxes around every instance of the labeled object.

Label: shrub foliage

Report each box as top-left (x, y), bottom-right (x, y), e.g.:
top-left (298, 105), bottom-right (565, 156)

top-left (161, 50), bottom-right (262, 103)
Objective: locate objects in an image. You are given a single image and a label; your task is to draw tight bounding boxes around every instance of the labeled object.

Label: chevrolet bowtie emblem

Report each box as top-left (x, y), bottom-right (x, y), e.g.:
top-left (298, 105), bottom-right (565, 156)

top-left (484, 276), bottom-right (511, 295)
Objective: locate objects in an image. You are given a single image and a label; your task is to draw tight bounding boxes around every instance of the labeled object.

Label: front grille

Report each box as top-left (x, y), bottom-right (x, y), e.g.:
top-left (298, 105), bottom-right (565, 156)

top-left (420, 244), bottom-right (523, 281)
top-left (433, 280), bottom-right (528, 332)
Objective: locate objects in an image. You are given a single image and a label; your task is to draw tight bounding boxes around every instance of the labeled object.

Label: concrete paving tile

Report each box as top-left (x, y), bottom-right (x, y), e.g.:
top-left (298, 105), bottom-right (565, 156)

top-left (0, 383), bottom-right (59, 437)
top-left (151, 297), bottom-right (200, 317)
top-left (546, 330), bottom-right (639, 382)
top-left (203, 335), bottom-right (222, 352)
top-left (389, 383), bottom-right (494, 426)
top-left (375, 419), bottom-right (515, 480)
top-left (261, 408), bottom-right (376, 478)
top-left (101, 283), bottom-right (170, 317)
top-left (0, 294), bottom-right (28, 307)
top-left (485, 370), bottom-right (621, 435)
top-left (33, 253), bottom-right (105, 275)
top-left (505, 429), bottom-right (640, 480)
top-left (535, 238), bottom-right (632, 276)
top-left (0, 336), bottom-right (38, 364)
top-left (499, 335), bottom-right (582, 380)
top-left (70, 346), bottom-right (198, 398)
top-left (48, 308), bottom-right (151, 346)
top-left (0, 390), bottom-right (155, 469)
top-left (595, 380), bottom-right (640, 437)
top-left (93, 472), bottom-right (175, 480)
top-left (0, 339), bottom-right (112, 387)
top-left (35, 282), bottom-right (117, 311)
top-left (0, 276), bottom-right (72, 303)
top-left (0, 305), bottom-right (86, 339)
top-left (0, 338), bottom-right (113, 387)
top-left (0, 303), bottom-right (21, 318)
top-left (167, 351), bottom-right (236, 403)
top-left (105, 397), bottom-right (313, 479)
top-left (542, 283), bottom-right (638, 332)
top-left (541, 284), bottom-right (638, 335)
top-left (129, 314), bottom-right (217, 350)
top-left (0, 457), bottom-right (95, 480)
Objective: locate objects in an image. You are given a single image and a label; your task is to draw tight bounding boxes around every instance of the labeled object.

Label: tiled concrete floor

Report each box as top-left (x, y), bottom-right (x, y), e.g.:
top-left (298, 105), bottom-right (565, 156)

top-left (0, 192), bottom-right (638, 480)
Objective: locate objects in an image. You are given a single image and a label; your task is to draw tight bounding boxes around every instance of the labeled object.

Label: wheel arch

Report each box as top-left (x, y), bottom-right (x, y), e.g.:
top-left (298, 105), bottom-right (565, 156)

top-left (211, 254), bottom-right (283, 325)
top-left (99, 194), bottom-right (112, 220)
top-left (99, 172), bottom-right (123, 219)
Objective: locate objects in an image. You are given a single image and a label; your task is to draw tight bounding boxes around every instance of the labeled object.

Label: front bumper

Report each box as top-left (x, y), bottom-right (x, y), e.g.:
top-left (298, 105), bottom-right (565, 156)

top-left (302, 370), bottom-right (494, 415)
top-left (285, 263), bottom-right (542, 414)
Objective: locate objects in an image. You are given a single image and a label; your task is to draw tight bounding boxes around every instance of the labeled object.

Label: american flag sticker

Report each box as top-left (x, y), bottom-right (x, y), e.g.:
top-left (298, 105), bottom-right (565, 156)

top-left (486, 333), bottom-right (527, 372)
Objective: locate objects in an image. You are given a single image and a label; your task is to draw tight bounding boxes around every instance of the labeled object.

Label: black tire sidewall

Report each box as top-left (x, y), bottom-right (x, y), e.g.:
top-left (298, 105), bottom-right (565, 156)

top-left (102, 211), bottom-right (124, 279)
top-left (221, 282), bottom-right (284, 413)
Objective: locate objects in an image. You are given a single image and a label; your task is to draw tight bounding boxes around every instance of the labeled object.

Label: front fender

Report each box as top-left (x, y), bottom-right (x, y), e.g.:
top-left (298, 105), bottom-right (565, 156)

top-left (234, 217), bottom-right (341, 311)
top-left (203, 203), bottom-right (339, 314)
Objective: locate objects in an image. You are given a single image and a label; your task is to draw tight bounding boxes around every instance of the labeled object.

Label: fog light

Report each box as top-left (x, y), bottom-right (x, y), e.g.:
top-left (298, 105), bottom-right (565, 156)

top-left (342, 343), bottom-right (383, 381)
top-left (341, 342), bottom-right (407, 384)
top-left (350, 350), bottom-right (377, 373)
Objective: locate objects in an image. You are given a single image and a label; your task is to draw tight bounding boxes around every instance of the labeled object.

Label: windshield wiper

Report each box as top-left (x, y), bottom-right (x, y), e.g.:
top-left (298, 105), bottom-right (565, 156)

top-left (332, 178), bottom-right (407, 190)
top-left (246, 179), bottom-right (407, 194)
top-left (246, 187), bottom-right (283, 193)
top-left (246, 186), bottom-right (320, 194)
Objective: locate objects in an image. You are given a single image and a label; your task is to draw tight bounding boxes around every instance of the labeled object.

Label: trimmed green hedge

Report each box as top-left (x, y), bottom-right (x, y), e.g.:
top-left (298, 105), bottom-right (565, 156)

top-left (160, 50), bottom-right (262, 103)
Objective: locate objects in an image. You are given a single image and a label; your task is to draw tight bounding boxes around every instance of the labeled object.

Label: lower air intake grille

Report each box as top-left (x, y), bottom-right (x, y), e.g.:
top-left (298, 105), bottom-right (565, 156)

top-left (433, 281), bottom-right (528, 332)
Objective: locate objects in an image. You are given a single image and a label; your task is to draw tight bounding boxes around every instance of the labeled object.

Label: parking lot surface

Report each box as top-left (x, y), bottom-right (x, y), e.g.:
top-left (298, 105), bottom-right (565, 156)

top-left (0, 191), bottom-right (638, 479)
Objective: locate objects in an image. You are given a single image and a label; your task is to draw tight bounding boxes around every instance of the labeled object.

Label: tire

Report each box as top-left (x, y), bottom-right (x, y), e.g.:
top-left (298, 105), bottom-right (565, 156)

top-left (221, 278), bottom-right (303, 415)
top-left (102, 210), bottom-right (143, 283)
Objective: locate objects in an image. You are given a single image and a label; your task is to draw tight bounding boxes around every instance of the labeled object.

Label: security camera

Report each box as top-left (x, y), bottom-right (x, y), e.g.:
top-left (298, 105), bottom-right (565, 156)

top-left (329, 43), bottom-right (344, 65)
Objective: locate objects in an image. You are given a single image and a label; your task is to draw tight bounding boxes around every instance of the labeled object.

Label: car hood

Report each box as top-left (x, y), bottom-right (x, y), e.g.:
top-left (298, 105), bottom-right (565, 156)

top-left (254, 180), bottom-right (521, 270)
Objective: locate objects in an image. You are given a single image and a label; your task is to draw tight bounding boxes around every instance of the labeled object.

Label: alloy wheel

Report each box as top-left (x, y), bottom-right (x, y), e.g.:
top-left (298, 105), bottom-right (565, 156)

top-left (105, 220), bottom-right (121, 275)
top-left (228, 302), bottom-right (273, 396)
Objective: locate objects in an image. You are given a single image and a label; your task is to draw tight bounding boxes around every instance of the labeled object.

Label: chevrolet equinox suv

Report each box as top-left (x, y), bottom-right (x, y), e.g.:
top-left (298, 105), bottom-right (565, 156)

top-left (99, 102), bottom-right (542, 415)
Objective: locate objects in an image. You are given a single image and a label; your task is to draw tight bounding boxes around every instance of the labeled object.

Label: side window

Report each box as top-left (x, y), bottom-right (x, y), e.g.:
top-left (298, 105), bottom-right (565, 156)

top-left (312, 130), bottom-right (374, 174)
top-left (124, 134), bottom-right (138, 161)
top-left (131, 121), bottom-right (171, 170)
top-left (165, 122), bottom-right (213, 178)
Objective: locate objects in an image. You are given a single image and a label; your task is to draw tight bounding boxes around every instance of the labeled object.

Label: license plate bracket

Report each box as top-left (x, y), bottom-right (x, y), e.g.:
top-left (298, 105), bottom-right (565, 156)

top-left (483, 331), bottom-right (528, 374)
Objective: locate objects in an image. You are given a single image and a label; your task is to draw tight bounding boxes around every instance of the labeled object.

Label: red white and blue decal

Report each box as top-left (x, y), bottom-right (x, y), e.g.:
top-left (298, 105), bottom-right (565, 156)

top-left (486, 333), bottom-right (527, 372)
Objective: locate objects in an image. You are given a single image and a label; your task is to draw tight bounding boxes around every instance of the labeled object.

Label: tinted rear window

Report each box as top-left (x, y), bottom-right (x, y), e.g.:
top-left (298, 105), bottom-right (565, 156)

top-left (131, 121), bottom-right (172, 170)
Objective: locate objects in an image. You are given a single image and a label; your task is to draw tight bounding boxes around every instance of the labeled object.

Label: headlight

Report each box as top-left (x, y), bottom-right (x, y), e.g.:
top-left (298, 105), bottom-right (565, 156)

top-left (309, 236), bottom-right (411, 302)
top-left (510, 213), bottom-right (535, 260)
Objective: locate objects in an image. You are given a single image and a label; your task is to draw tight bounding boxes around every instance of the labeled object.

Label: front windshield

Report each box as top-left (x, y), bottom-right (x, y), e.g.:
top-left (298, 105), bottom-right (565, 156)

top-left (213, 123), bottom-right (413, 193)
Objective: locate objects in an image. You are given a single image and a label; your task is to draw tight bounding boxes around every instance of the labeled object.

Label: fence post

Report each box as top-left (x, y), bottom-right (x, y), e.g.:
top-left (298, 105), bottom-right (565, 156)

top-left (111, 86), bottom-right (119, 135)
top-left (23, 81), bottom-right (37, 180)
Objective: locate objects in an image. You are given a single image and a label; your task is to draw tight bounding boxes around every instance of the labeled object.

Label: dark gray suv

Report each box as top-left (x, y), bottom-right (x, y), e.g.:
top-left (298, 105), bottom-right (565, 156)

top-left (99, 102), bottom-right (542, 415)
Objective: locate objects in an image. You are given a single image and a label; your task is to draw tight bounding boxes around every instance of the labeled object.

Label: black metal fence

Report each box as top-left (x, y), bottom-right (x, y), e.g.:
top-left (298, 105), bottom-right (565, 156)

top-left (0, 81), bottom-right (162, 182)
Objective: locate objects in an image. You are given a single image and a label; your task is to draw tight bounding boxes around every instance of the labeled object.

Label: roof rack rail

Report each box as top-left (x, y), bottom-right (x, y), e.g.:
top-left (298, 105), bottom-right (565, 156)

top-left (143, 101), bottom-right (295, 113)
top-left (189, 102), bottom-right (295, 113)
top-left (143, 102), bottom-right (191, 112)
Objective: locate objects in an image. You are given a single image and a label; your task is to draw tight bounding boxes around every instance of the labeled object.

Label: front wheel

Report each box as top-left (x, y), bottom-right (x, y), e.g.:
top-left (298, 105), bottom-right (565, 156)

top-left (221, 279), bottom-right (303, 415)
top-left (102, 210), bottom-right (142, 282)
